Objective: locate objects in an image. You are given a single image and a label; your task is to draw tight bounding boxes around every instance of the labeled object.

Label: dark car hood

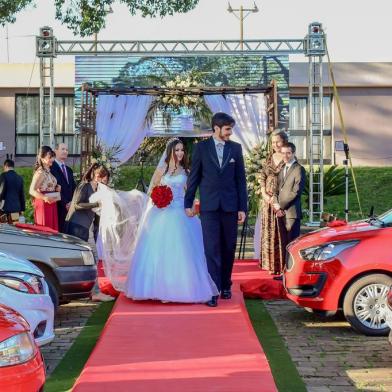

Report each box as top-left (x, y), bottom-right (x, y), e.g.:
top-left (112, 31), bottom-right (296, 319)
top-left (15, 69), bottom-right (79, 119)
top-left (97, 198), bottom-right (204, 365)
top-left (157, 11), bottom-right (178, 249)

top-left (0, 224), bottom-right (92, 251)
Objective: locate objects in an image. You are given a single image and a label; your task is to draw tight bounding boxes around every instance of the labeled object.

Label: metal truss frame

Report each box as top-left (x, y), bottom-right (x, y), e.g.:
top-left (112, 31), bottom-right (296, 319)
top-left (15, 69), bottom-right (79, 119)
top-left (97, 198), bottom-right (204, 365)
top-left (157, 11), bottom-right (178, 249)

top-left (36, 22), bottom-right (326, 225)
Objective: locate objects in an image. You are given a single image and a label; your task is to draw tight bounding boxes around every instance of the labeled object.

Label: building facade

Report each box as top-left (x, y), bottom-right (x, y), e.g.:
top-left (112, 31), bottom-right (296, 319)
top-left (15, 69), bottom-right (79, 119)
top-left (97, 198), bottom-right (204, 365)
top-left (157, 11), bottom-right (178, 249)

top-left (0, 62), bottom-right (391, 166)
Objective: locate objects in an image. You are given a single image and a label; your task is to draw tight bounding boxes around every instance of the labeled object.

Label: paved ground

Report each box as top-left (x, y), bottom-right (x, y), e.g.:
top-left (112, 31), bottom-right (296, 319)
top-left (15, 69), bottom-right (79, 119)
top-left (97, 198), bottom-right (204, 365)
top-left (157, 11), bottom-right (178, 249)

top-left (40, 228), bottom-right (392, 391)
top-left (265, 300), bottom-right (392, 392)
top-left (41, 300), bottom-right (99, 375)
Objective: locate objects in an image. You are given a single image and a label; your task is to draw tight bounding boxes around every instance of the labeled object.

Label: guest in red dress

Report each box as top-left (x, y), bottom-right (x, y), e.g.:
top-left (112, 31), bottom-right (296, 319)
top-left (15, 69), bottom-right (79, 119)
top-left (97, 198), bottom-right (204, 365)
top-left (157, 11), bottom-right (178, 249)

top-left (29, 146), bottom-right (61, 231)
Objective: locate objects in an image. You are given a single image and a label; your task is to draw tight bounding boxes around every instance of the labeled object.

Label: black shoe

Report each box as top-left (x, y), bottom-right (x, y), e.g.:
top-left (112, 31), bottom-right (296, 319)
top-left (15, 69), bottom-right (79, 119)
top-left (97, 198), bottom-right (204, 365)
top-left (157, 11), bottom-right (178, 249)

top-left (273, 275), bottom-right (283, 281)
top-left (206, 295), bottom-right (219, 307)
top-left (221, 290), bottom-right (232, 299)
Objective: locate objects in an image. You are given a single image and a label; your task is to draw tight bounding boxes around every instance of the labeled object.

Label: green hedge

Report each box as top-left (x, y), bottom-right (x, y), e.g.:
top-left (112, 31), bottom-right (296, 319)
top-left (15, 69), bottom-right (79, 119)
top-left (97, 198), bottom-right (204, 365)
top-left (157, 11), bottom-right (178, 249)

top-left (11, 166), bottom-right (392, 224)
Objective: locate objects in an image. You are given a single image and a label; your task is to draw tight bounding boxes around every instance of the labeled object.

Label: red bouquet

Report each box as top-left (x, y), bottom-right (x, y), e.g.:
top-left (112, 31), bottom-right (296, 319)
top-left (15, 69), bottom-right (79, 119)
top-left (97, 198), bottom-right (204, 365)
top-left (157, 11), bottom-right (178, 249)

top-left (150, 185), bottom-right (173, 209)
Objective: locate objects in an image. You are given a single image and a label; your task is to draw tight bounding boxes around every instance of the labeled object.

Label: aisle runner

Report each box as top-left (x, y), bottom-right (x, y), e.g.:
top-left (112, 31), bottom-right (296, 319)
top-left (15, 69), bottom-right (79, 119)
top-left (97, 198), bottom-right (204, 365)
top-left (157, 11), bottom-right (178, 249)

top-left (72, 261), bottom-right (277, 392)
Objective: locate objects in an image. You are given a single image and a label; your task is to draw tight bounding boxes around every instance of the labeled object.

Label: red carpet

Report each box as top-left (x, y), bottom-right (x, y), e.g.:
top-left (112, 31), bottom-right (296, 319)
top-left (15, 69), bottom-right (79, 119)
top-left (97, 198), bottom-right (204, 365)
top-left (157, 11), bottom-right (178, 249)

top-left (72, 260), bottom-right (278, 392)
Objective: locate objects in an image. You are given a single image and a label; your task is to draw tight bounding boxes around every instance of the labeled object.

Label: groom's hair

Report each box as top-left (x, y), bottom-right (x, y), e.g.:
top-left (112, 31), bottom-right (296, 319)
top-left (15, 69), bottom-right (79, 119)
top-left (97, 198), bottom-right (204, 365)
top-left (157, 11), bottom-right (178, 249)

top-left (284, 142), bottom-right (296, 153)
top-left (211, 112), bottom-right (235, 130)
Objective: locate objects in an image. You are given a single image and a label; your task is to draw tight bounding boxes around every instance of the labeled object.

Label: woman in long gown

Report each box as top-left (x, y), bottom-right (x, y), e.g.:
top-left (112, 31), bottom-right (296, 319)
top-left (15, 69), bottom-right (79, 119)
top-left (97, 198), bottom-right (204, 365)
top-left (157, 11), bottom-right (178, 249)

top-left (29, 146), bottom-right (60, 231)
top-left (124, 138), bottom-right (218, 303)
top-left (259, 130), bottom-right (288, 274)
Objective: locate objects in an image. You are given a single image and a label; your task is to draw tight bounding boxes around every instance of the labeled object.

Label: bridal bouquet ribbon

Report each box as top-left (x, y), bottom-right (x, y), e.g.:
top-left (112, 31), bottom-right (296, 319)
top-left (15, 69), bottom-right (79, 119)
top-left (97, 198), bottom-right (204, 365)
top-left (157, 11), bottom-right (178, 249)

top-left (151, 185), bottom-right (173, 209)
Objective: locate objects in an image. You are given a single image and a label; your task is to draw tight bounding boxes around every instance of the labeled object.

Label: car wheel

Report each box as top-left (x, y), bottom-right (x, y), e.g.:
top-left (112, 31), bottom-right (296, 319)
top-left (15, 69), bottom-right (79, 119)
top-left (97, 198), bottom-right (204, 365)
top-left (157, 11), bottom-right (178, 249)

top-left (343, 274), bottom-right (392, 336)
top-left (46, 276), bottom-right (60, 309)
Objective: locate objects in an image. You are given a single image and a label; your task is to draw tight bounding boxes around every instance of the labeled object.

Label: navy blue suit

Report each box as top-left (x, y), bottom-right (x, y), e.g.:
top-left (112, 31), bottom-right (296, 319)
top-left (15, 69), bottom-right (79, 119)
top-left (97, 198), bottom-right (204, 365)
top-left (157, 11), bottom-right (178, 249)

top-left (51, 161), bottom-right (76, 233)
top-left (0, 170), bottom-right (25, 214)
top-left (185, 137), bottom-right (247, 292)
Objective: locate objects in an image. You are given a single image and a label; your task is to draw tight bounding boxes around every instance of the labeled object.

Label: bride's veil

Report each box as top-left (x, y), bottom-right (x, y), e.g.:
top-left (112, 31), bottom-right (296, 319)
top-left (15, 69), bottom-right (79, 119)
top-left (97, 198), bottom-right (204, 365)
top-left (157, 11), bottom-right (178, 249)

top-left (90, 138), bottom-right (179, 292)
top-left (90, 184), bottom-right (148, 291)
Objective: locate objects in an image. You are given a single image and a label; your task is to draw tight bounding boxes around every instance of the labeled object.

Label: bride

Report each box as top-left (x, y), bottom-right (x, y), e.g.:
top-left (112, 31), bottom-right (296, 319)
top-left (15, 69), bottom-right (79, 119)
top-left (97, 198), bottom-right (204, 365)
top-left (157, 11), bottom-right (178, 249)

top-left (92, 138), bottom-right (218, 303)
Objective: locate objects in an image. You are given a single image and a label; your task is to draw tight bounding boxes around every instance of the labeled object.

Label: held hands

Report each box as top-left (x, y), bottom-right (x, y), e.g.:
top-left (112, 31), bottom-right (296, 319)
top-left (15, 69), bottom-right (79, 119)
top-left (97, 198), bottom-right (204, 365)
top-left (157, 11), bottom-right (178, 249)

top-left (238, 211), bottom-right (246, 224)
top-left (276, 209), bottom-right (285, 218)
top-left (185, 208), bottom-right (195, 218)
top-left (55, 185), bottom-right (61, 192)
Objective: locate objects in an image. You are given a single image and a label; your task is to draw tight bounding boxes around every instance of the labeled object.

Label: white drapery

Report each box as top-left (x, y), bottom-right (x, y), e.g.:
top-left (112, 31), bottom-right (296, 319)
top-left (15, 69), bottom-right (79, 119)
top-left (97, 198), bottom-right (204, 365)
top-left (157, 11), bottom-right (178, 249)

top-left (204, 93), bottom-right (268, 154)
top-left (96, 95), bottom-right (154, 164)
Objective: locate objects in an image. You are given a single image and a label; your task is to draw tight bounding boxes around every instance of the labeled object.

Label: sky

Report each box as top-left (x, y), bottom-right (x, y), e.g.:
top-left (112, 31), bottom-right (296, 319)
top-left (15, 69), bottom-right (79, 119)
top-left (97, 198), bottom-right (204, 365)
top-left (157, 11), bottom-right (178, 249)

top-left (0, 0), bottom-right (391, 64)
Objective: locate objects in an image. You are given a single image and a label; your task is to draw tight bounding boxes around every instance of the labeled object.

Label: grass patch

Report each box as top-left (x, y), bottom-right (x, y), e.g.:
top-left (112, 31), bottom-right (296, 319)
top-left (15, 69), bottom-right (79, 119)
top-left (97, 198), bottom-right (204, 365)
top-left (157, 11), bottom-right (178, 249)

top-left (13, 166), bottom-right (392, 223)
top-left (245, 299), bottom-right (306, 392)
top-left (309, 167), bottom-right (392, 220)
top-left (44, 301), bottom-right (115, 392)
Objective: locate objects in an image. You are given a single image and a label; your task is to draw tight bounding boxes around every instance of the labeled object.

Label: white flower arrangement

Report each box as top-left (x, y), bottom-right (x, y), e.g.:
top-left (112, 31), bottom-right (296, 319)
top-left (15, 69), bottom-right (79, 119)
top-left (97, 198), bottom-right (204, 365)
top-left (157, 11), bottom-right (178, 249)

top-left (91, 142), bottom-right (122, 186)
top-left (245, 142), bottom-right (269, 215)
top-left (145, 70), bottom-right (212, 129)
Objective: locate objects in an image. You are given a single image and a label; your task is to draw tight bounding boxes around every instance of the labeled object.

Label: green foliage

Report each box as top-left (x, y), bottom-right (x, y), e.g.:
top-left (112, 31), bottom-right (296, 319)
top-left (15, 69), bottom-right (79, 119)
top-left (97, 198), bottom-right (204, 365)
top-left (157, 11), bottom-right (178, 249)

top-left (115, 164), bottom-right (155, 191)
top-left (137, 65), bottom-right (212, 129)
top-left (319, 167), bottom-right (392, 220)
top-left (303, 165), bottom-right (355, 203)
top-left (246, 299), bottom-right (307, 392)
top-left (14, 166), bottom-right (392, 223)
top-left (0, 0), bottom-right (34, 24)
top-left (1, 0), bottom-right (200, 37)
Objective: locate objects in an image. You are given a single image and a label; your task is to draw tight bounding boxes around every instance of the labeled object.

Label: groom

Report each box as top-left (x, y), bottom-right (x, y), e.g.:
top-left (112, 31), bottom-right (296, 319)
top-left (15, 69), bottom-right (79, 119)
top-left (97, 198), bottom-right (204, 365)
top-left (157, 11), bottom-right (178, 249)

top-left (185, 112), bottom-right (247, 307)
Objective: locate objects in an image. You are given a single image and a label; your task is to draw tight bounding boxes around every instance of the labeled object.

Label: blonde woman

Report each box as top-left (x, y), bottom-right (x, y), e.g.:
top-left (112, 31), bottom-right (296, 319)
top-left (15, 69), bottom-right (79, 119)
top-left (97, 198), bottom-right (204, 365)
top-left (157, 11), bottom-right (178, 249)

top-left (259, 130), bottom-right (288, 274)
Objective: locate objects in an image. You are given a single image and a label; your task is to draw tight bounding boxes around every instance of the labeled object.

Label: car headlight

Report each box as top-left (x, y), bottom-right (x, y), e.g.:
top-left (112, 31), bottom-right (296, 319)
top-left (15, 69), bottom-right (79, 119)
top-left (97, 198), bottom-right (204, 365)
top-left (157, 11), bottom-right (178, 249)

top-left (0, 332), bottom-right (36, 367)
top-left (81, 251), bottom-right (95, 266)
top-left (299, 240), bottom-right (359, 261)
top-left (0, 272), bottom-right (45, 294)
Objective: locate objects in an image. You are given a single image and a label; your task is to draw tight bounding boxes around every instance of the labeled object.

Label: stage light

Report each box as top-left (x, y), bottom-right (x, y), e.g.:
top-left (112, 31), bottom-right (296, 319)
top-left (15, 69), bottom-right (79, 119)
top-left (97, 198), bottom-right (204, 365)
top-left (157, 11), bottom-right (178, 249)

top-left (305, 22), bottom-right (326, 56)
top-left (40, 26), bottom-right (53, 38)
top-left (36, 26), bottom-right (56, 57)
top-left (312, 25), bottom-right (320, 34)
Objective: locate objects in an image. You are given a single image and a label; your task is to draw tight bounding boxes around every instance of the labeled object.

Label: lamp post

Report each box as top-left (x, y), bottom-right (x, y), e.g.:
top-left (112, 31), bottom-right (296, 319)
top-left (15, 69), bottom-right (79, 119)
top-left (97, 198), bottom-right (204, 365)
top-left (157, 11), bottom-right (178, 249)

top-left (227, 2), bottom-right (259, 50)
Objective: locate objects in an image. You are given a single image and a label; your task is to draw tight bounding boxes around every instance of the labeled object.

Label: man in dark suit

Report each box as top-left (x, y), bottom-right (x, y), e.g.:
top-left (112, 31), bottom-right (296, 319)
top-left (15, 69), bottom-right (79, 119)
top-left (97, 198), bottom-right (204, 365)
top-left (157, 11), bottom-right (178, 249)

top-left (273, 142), bottom-right (306, 243)
top-left (0, 159), bottom-right (25, 224)
top-left (185, 112), bottom-right (247, 307)
top-left (51, 143), bottom-right (76, 233)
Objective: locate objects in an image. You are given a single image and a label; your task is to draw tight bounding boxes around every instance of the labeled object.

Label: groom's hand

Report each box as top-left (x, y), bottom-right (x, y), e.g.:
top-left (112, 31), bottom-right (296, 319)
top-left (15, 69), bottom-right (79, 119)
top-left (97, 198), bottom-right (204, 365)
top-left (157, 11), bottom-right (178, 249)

top-left (238, 211), bottom-right (246, 224)
top-left (185, 208), bottom-right (194, 217)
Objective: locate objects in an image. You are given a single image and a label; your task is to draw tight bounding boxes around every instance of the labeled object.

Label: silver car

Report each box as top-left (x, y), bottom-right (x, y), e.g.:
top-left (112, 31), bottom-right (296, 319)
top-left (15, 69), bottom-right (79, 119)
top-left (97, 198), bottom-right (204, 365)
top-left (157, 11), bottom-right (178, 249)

top-left (0, 224), bottom-right (97, 308)
top-left (0, 252), bottom-right (55, 346)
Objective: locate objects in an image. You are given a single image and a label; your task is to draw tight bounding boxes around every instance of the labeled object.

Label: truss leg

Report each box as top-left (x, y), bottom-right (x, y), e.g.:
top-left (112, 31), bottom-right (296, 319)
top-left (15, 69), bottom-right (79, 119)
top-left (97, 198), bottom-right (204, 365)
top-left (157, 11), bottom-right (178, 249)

top-left (39, 57), bottom-right (55, 148)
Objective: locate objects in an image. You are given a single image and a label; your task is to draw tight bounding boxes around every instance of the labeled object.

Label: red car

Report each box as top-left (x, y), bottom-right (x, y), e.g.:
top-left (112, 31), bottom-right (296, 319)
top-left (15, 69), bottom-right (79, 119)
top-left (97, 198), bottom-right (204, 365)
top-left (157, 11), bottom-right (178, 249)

top-left (284, 209), bottom-right (392, 336)
top-left (0, 304), bottom-right (45, 391)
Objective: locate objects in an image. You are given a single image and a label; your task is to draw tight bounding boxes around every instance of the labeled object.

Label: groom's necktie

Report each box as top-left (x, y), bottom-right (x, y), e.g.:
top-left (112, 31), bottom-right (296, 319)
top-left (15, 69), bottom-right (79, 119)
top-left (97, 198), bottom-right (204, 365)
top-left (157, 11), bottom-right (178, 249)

top-left (216, 143), bottom-right (224, 167)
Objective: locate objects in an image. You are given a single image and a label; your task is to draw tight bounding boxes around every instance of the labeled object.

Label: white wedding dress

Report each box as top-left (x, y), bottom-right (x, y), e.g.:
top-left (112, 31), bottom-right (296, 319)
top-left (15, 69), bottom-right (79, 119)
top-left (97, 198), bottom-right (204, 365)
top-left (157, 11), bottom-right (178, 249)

top-left (124, 170), bottom-right (218, 302)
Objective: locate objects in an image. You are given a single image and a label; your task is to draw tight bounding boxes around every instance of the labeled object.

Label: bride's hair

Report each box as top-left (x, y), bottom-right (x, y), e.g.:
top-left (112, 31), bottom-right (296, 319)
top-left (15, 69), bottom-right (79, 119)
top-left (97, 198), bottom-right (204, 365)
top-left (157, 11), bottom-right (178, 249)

top-left (164, 138), bottom-right (189, 175)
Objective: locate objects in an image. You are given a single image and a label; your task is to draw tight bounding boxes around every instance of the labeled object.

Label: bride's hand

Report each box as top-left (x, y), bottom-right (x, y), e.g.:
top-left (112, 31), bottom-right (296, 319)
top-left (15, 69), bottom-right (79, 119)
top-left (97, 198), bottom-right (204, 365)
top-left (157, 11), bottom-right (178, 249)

top-left (185, 208), bottom-right (194, 217)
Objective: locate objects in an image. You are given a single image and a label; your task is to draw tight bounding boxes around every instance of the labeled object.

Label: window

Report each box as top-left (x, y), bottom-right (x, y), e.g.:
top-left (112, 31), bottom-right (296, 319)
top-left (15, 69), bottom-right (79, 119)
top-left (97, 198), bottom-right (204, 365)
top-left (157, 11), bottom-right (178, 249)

top-left (16, 95), bottom-right (79, 155)
top-left (289, 96), bottom-right (332, 163)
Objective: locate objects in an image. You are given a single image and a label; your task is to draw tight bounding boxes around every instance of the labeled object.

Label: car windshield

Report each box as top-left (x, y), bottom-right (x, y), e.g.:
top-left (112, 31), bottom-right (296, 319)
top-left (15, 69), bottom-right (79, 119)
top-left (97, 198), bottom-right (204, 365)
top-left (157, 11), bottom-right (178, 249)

top-left (375, 209), bottom-right (392, 227)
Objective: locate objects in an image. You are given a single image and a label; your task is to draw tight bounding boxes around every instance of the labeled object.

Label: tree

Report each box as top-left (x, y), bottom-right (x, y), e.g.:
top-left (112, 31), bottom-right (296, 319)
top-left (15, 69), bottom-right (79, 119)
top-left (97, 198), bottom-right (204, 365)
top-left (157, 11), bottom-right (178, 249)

top-left (0, 0), bottom-right (200, 37)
